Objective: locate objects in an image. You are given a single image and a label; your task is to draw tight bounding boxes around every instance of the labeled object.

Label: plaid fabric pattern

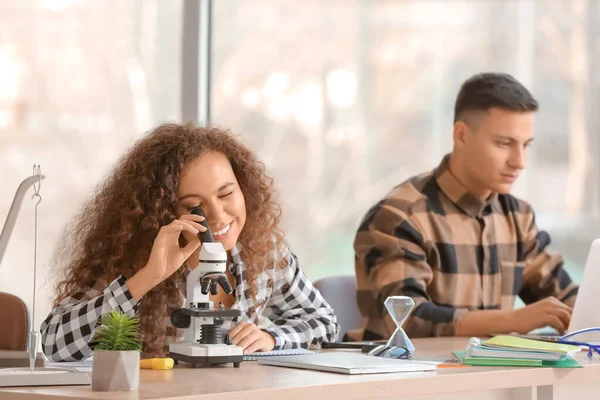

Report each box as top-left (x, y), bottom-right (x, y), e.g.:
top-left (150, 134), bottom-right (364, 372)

top-left (354, 155), bottom-right (578, 340)
top-left (41, 245), bottom-right (339, 361)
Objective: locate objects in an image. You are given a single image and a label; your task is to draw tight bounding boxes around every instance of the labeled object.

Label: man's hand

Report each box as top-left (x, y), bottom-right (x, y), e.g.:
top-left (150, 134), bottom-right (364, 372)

top-left (229, 322), bottom-right (276, 354)
top-left (511, 297), bottom-right (573, 334)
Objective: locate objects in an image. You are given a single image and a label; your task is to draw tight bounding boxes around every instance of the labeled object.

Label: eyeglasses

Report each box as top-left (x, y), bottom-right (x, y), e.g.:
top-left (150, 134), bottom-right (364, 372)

top-left (556, 340), bottom-right (600, 357)
top-left (557, 327), bottom-right (600, 358)
top-left (367, 344), bottom-right (411, 359)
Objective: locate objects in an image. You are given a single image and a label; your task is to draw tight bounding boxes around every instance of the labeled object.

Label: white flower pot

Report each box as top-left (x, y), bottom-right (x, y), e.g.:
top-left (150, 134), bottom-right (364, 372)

top-left (91, 350), bottom-right (140, 391)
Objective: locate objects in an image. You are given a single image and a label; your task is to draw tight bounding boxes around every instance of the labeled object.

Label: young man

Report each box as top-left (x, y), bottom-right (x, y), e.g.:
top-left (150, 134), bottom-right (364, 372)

top-left (353, 73), bottom-right (578, 340)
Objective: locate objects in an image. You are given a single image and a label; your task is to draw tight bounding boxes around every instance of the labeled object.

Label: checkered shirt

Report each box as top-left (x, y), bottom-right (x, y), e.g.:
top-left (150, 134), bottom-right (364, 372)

top-left (354, 154), bottom-right (578, 340)
top-left (41, 245), bottom-right (339, 361)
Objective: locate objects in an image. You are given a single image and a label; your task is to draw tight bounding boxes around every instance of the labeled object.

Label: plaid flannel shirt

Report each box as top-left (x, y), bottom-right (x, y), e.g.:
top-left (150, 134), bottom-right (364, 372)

top-left (354, 154), bottom-right (578, 340)
top-left (41, 244), bottom-right (339, 362)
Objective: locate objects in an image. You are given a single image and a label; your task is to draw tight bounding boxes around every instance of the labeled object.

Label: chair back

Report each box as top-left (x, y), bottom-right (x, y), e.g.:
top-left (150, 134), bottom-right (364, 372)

top-left (0, 292), bottom-right (29, 351)
top-left (314, 275), bottom-right (362, 339)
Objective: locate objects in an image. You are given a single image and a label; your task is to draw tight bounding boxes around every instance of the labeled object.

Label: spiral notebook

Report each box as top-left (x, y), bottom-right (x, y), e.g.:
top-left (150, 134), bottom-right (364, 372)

top-left (243, 348), bottom-right (314, 361)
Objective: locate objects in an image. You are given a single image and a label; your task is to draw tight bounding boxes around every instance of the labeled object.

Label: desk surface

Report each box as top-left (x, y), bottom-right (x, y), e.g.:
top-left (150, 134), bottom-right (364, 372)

top-left (1, 337), bottom-right (599, 400)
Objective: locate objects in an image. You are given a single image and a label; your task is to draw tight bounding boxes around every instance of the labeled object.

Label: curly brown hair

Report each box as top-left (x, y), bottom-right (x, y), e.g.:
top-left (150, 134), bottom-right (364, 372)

top-left (52, 123), bottom-right (285, 356)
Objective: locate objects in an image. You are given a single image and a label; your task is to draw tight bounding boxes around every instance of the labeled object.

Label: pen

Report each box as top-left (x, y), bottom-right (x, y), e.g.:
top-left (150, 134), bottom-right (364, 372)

top-left (140, 358), bottom-right (174, 370)
top-left (412, 356), bottom-right (466, 368)
top-left (437, 362), bottom-right (468, 369)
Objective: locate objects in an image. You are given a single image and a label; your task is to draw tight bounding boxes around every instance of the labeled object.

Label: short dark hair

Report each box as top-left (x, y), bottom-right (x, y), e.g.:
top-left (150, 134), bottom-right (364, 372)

top-left (453, 72), bottom-right (538, 123)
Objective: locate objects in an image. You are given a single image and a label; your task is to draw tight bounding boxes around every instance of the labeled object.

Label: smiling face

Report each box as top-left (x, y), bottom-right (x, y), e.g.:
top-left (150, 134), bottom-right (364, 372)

top-left (176, 151), bottom-right (247, 251)
top-left (452, 107), bottom-right (535, 198)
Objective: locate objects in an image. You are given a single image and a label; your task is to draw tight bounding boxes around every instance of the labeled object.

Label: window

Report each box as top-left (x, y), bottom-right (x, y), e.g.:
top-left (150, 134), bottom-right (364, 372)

top-left (0, 0), bottom-right (182, 329)
top-left (211, 0), bottom-right (600, 284)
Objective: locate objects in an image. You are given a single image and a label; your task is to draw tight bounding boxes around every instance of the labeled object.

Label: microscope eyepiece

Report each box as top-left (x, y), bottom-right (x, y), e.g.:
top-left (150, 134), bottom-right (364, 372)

top-left (191, 207), bottom-right (214, 243)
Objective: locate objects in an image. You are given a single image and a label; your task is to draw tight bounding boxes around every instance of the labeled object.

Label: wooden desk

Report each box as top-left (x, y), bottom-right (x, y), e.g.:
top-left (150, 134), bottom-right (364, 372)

top-left (1, 337), bottom-right (599, 400)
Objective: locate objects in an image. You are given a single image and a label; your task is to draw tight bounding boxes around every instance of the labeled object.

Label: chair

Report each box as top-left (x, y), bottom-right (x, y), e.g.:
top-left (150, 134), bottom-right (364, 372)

top-left (0, 292), bottom-right (29, 351)
top-left (313, 275), bottom-right (363, 340)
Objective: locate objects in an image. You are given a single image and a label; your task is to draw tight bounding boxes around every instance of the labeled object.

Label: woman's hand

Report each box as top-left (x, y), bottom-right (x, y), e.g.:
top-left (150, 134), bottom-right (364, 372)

top-left (145, 216), bottom-right (207, 282)
top-left (127, 216), bottom-right (206, 301)
top-left (229, 322), bottom-right (276, 354)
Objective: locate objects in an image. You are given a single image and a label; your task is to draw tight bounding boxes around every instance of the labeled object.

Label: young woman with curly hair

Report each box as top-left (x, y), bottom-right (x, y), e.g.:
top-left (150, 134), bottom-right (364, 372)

top-left (41, 123), bottom-right (339, 361)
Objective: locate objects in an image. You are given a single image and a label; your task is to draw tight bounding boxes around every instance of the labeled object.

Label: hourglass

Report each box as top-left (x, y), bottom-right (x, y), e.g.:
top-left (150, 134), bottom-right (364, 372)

top-left (367, 296), bottom-right (415, 359)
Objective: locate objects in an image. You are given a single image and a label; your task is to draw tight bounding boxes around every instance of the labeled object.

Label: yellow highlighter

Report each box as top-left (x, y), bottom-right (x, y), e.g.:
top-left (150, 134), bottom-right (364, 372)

top-left (140, 357), bottom-right (175, 370)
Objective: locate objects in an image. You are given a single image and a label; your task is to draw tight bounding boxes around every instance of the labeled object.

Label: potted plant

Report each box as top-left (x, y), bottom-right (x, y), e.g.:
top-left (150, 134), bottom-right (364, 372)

top-left (90, 310), bottom-right (142, 391)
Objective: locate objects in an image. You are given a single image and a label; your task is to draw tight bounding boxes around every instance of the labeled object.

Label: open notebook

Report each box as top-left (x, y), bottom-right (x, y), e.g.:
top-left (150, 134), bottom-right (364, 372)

top-left (243, 349), bottom-right (314, 361)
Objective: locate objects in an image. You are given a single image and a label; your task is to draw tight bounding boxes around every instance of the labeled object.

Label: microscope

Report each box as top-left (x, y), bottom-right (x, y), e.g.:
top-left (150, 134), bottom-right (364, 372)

top-left (168, 208), bottom-right (244, 368)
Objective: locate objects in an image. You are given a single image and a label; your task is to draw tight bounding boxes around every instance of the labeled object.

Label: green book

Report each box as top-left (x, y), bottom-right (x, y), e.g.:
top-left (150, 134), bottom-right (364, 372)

top-left (453, 351), bottom-right (581, 368)
top-left (483, 335), bottom-right (581, 355)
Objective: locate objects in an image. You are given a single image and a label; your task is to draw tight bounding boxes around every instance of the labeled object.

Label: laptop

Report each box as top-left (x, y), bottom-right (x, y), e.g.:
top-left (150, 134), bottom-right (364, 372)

top-left (563, 239), bottom-right (600, 341)
top-left (257, 351), bottom-right (437, 375)
top-left (505, 239), bottom-right (600, 343)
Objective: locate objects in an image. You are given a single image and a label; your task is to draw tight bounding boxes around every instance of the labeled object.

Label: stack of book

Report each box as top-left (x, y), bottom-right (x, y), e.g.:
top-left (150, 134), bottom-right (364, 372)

top-left (454, 335), bottom-right (582, 368)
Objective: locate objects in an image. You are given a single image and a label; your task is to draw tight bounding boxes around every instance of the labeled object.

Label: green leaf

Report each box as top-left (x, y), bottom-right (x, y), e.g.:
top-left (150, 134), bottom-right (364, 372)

top-left (90, 310), bottom-right (142, 352)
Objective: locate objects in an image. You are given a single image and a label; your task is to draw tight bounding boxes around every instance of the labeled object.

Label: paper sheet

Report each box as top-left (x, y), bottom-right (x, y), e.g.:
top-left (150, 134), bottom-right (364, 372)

top-left (0, 367), bottom-right (90, 387)
top-left (45, 359), bottom-right (93, 372)
top-left (0, 369), bottom-right (69, 375)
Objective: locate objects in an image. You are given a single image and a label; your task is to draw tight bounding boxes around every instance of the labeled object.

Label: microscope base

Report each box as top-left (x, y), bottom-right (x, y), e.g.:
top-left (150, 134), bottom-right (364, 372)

top-left (169, 342), bottom-right (244, 368)
top-left (170, 353), bottom-right (243, 368)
